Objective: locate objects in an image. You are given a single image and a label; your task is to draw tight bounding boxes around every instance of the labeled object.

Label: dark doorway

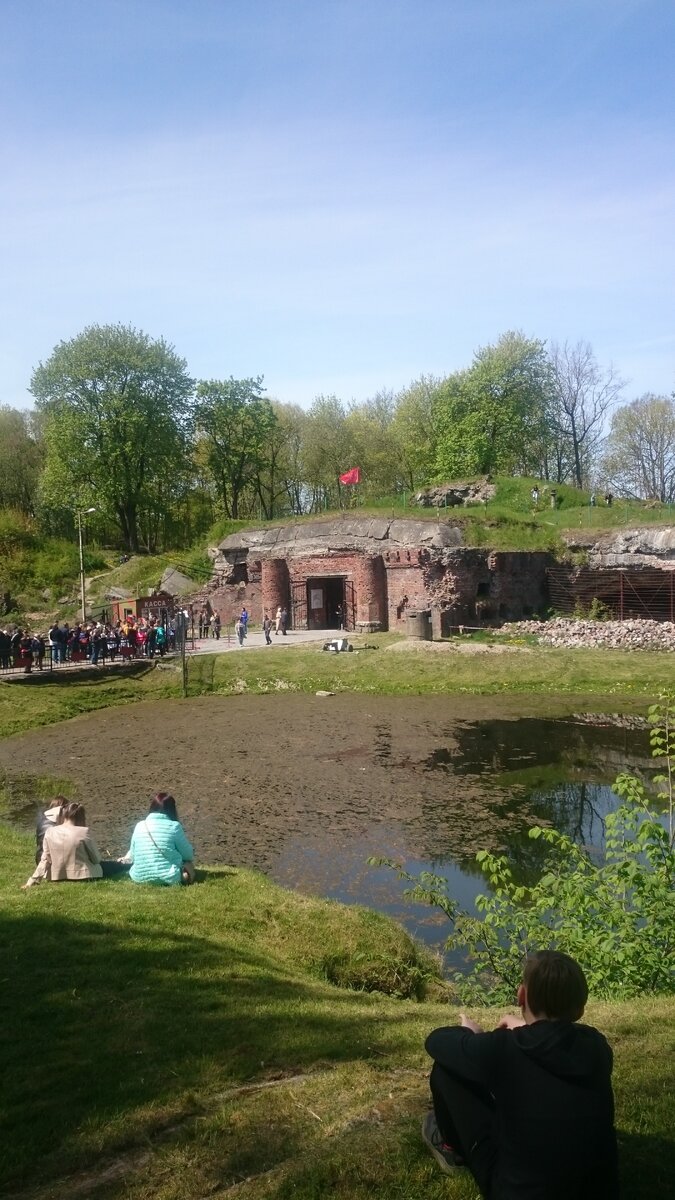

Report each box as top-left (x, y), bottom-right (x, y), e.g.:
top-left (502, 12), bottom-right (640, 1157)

top-left (306, 576), bottom-right (346, 630)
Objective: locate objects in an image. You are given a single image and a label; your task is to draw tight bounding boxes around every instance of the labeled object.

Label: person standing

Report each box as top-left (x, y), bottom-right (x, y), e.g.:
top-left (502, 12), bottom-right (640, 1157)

top-left (240, 607), bottom-right (249, 638)
top-left (263, 611), bottom-right (272, 645)
top-left (280, 607), bottom-right (288, 635)
top-left (213, 610), bottom-right (221, 640)
top-left (274, 606), bottom-right (282, 635)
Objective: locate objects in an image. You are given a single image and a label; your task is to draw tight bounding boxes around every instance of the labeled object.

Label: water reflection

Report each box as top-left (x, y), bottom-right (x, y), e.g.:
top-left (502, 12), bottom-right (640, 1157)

top-left (0, 698), bottom-right (658, 950)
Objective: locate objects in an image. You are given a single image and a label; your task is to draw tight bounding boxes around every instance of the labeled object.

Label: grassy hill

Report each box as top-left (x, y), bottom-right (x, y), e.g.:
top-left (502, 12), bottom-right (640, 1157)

top-left (2, 479), bottom-right (673, 627)
top-left (1, 822), bottom-right (673, 1200)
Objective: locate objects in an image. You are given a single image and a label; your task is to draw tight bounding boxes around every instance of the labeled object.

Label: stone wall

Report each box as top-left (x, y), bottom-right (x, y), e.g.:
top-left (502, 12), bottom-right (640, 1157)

top-left (191, 517), bottom-right (561, 634)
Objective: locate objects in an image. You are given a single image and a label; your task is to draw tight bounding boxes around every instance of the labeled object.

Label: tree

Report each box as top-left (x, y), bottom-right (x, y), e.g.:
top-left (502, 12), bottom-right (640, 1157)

top-left (549, 341), bottom-right (623, 487)
top-left (433, 332), bottom-right (552, 480)
top-left (346, 390), bottom-right (400, 498)
top-left (601, 394), bottom-right (675, 502)
top-left (391, 375), bottom-right (439, 490)
top-left (301, 395), bottom-right (354, 510)
top-left (0, 407), bottom-right (42, 514)
top-left (30, 324), bottom-right (193, 551)
top-left (252, 401), bottom-right (308, 518)
top-left (194, 377), bottom-right (275, 519)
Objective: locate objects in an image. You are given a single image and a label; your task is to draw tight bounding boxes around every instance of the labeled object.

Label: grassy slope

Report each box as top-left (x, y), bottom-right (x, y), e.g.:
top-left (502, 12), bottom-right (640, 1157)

top-left (2, 636), bottom-right (675, 1197)
top-left (1, 823), bottom-right (673, 1200)
top-left (1, 637), bottom-right (674, 743)
top-left (6, 477), bottom-right (674, 623)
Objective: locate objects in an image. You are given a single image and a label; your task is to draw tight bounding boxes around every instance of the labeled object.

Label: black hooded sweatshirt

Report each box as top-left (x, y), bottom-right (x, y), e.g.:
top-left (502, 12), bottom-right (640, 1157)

top-left (425, 1019), bottom-right (619, 1200)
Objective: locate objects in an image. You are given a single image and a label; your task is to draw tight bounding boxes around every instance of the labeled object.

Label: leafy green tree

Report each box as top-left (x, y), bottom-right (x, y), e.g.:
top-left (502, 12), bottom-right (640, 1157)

top-left (30, 324), bottom-right (193, 551)
top-left (346, 390), bottom-right (400, 499)
top-left (0, 407), bottom-right (42, 514)
top-left (391, 376), bottom-right (440, 490)
top-left (302, 395), bottom-right (354, 510)
top-left (252, 401), bottom-right (307, 518)
top-left (194, 377), bottom-right (275, 519)
top-left (602, 394), bottom-right (675, 502)
top-left (434, 332), bottom-right (552, 480)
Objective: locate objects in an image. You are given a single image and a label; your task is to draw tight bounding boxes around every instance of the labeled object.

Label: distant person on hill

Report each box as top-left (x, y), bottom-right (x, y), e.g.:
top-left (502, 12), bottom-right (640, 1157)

top-left (422, 950), bottom-right (618, 1199)
top-left (23, 802), bottom-right (103, 888)
top-left (123, 792), bottom-right (195, 886)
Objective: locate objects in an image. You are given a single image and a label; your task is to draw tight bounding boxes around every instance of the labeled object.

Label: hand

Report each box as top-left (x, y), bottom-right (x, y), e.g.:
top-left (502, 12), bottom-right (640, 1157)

top-left (460, 1013), bottom-right (482, 1034)
top-left (496, 1013), bottom-right (526, 1030)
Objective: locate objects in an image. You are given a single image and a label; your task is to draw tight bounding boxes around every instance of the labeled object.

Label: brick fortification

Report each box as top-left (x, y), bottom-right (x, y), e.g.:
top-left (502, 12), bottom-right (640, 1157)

top-left (190, 516), bottom-right (552, 634)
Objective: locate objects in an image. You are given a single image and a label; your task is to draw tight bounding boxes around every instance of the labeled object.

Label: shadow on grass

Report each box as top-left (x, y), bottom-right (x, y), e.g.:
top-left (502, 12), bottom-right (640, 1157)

top-left (0, 909), bottom-right (402, 1195)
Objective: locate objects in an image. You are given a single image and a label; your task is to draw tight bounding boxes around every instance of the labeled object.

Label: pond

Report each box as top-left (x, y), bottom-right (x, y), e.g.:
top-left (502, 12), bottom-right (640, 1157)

top-left (0, 694), bottom-right (655, 949)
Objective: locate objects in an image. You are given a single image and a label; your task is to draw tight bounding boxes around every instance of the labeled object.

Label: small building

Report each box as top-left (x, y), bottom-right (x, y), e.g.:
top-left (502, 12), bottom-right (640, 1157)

top-left (109, 590), bottom-right (176, 625)
top-left (193, 517), bottom-right (551, 634)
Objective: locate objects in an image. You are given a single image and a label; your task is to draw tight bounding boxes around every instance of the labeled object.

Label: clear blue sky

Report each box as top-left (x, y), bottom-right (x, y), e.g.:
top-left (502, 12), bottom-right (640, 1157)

top-left (1, 0), bottom-right (673, 409)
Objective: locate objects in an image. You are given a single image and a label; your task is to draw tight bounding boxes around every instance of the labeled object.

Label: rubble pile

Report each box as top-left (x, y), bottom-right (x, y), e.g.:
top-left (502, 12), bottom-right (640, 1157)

top-left (498, 617), bottom-right (675, 652)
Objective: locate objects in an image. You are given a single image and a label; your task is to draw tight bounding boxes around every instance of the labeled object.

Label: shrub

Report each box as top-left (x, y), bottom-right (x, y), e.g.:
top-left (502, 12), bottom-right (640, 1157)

top-left (371, 693), bottom-right (675, 1003)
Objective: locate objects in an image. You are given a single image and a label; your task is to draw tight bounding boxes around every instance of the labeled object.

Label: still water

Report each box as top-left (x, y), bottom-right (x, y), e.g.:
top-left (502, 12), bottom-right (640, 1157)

top-left (0, 695), bottom-right (655, 950)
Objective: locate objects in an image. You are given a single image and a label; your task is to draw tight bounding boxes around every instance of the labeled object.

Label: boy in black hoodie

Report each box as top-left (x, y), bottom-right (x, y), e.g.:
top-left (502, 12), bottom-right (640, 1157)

top-left (423, 950), bottom-right (618, 1199)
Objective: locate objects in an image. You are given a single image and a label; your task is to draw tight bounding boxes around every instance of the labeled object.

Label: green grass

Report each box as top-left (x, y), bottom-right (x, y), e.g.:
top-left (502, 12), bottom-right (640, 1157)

top-left (1, 823), bottom-right (673, 1200)
top-left (1, 637), bottom-right (674, 742)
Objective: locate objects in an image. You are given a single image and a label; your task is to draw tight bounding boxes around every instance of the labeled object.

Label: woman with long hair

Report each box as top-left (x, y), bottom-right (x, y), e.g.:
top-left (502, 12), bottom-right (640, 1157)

top-left (23, 802), bottom-right (103, 888)
top-left (124, 793), bottom-right (195, 886)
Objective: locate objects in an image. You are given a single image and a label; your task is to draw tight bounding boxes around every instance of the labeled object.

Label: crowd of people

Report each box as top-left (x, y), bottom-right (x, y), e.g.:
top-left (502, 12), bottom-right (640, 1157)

top-left (0, 615), bottom-right (178, 672)
top-left (23, 791), bottom-right (195, 889)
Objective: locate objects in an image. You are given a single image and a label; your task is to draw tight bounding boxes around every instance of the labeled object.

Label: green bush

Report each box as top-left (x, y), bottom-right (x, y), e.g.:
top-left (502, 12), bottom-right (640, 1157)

top-left (373, 693), bottom-right (675, 1002)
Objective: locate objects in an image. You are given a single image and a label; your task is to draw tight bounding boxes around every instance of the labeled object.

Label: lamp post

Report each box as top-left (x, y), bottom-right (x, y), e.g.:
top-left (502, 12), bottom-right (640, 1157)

top-left (77, 508), bottom-right (96, 623)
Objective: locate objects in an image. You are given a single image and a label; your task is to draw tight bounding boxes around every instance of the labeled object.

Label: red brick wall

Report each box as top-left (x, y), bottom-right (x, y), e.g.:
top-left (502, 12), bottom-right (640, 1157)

top-left (287, 552), bottom-right (387, 631)
top-left (384, 549), bottom-right (430, 630)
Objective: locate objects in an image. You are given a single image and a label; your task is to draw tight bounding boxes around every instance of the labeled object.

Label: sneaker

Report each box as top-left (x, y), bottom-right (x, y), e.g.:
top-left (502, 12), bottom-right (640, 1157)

top-left (421, 1112), bottom-right (465, 1174)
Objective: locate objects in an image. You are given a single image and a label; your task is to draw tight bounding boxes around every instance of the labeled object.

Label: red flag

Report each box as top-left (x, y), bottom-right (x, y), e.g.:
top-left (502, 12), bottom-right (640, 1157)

top-left (339, 467), bottom-right (361, 485)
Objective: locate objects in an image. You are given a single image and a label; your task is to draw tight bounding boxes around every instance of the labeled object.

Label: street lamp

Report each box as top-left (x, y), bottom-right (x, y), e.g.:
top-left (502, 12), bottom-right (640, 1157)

top-left (77, 508), bottom-right (96, 623)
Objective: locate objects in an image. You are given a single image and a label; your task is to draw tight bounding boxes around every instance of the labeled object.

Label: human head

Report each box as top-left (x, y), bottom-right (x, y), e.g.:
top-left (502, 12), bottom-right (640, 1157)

top-left (62, 802), bottom-right (87, 827)
top-left (149, 791), bottom-right (178, 821)
top-left (519, 950), bottom-right (588, 1022)
top-left (52, 796), bottom-right (70, 824)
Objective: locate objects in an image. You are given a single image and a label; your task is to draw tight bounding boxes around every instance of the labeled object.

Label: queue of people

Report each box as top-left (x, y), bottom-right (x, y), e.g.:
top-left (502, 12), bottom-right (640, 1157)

top-left (23, 792), bottom-right (195, 889)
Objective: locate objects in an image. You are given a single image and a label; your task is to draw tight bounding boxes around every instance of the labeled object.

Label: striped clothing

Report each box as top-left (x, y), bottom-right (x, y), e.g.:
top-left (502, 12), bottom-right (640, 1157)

top-left (127, 813), bottom-right (194, 886)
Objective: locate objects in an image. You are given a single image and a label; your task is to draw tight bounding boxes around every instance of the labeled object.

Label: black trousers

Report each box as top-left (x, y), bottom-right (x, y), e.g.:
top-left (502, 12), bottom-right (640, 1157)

top-left (430, 1063), bottom-right (497, 1199)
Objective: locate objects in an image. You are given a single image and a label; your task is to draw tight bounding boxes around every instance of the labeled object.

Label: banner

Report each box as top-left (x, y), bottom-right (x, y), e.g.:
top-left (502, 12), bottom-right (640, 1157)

top-left (339, 467), bottom-right (361, 485)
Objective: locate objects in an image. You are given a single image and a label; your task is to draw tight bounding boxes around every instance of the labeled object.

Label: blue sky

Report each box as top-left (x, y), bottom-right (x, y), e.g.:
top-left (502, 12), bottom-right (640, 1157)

top-left (1, 0), bottom-right (674, 410)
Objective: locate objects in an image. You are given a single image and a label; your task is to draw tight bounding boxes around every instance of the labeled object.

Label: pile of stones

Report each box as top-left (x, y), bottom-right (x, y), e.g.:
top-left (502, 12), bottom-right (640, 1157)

top-left (498, 617), bottom-right (675, 652)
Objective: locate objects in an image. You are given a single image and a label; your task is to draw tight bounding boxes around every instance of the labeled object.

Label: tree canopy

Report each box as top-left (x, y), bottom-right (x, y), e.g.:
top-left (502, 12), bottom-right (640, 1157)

top-left (30, 324), bottom-right (194, 552)
top-left (433, 332), bottom-right (552, 479)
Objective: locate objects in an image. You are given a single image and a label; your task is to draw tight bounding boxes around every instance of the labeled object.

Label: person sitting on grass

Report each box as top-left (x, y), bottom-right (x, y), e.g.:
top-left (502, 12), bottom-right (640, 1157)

top-left (23, 802), bottom-right (104, 888)
top-left (422, 949), bottom-right (618, 1199)
top-left (123, 792), bottom-right (195, 886)
top-left (35, 794), bottom-right (69, 862)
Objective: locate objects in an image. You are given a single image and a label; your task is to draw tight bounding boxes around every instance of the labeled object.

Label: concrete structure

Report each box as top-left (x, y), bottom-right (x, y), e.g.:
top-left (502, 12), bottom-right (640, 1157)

top-left (192, 517), bottom-right (552, 634)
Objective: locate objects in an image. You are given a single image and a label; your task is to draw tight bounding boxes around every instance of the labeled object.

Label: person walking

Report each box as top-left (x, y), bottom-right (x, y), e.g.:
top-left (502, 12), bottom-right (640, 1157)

top-left (280, 607), bottom-right (288, 635)
top-left (263, 611), bottom-right (273, 645)
top-left (239, 607), bottom-right (248, 638)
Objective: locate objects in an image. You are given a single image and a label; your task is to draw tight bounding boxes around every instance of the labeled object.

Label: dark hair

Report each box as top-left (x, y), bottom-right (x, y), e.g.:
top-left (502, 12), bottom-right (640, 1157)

top-left (62, 802), bottom-right (87, 827)
top-left (53, 796), bottom-right (70, 825)
top-left (523, 950), bottom-right (588, 1022)
top-left (149, 792), bottom-right (178, 821)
